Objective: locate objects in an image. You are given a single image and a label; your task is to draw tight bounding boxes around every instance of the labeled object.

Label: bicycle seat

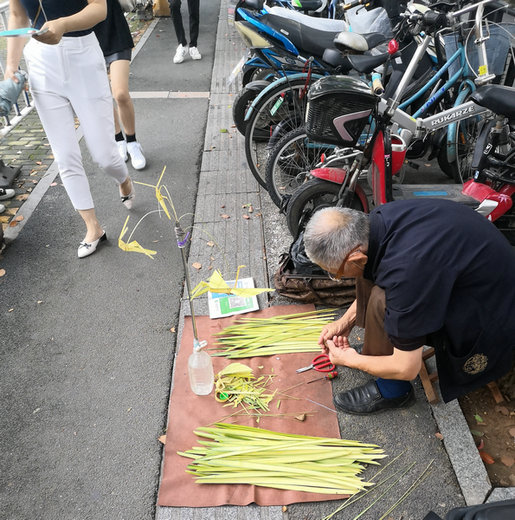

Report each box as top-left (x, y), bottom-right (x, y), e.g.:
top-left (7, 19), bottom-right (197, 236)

top-left (471, 85), bottom-right (515, 120)
top-left (334, 31), bottom-right (387, 53)
top-left (322, 48), bottom-right (353, 72)
top-left (348, 52), bottom-right (391, 74)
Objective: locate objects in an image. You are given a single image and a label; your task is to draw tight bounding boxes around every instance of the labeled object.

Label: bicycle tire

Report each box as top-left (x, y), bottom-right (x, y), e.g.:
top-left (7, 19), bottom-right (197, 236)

top-left (244, 77), bottom-right (313, 188)
top-left (265, 127), bottom-right (336, 208)
top-left (232, 80), bottom-right (270, 136)
top-left (286, 178), bottom-right (364, 237)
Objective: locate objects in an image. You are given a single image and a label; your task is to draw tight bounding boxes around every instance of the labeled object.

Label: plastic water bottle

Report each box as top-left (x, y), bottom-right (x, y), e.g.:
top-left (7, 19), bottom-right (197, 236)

top-left (188, 340), bottom-right (214, 395)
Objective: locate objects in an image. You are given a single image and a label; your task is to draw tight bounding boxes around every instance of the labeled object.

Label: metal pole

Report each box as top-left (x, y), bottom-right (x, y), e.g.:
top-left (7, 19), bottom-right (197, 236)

top-left (175, 223), bottom-right (199, 342)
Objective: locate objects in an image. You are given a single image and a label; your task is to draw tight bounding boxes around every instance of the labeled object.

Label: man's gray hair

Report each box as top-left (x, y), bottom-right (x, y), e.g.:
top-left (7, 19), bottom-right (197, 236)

top-left (303, 207), bottom-right (369, 270)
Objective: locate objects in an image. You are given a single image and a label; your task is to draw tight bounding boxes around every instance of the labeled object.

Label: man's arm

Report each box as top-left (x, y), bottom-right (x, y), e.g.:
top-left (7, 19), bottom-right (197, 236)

top-left (325, 337), bottom-right (423, 380)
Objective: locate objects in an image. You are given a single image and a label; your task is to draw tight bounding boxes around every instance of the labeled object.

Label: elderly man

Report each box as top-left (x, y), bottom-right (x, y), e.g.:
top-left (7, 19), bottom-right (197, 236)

top-left (303, 199), bottom-right (515, 414)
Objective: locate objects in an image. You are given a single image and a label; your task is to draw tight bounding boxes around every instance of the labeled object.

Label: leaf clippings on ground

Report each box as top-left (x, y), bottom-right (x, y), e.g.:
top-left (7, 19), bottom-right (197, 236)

top-left (221, 214), bottom-right (230, 219)
top-left (206, 241), bottom-right (215, 247)
top-left (295, 414), bottom-right (306, 421)
top-left (220, 128), bottom-right (228, 133)
top-left (243, 214), bottom-right (250, 219)
top-left (474, 414), bottom-right (484, 424)
top-left (158, 435), bottom-right (167, 445)
top-left (0, 269), bottom-right (5, 277)
top-left (509, 427), bottom-right (515, 438)
top-left (192, 262), bottom-right (202, 270)
top-left (169, 327), bottom-right (176, 333)
top-left (500, 455), bottom-right (514, 467)
top-left (471, 429), bottom-right (484, 437)
top-left (435, 432), bottom-right (444, 440)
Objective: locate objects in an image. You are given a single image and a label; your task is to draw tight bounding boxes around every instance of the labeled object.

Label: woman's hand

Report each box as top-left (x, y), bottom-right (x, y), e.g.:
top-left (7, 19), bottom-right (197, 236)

top-left (4, 66), bottom-right (20, 82)
top-left (33, 19), bottom-right (66, 45)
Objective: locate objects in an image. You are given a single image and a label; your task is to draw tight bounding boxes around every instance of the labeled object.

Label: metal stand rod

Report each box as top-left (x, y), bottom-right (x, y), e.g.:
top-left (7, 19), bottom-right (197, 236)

top-left (175, 223), bottom-right (199, 342)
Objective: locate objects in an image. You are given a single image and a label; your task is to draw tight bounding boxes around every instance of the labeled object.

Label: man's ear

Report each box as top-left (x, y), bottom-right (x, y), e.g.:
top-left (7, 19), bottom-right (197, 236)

top-left (350, 252), bottom-right (368, 271)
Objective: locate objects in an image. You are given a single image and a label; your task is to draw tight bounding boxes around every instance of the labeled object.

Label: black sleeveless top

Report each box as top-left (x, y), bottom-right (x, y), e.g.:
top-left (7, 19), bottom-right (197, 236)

top-left (20, 0), bottom-right (93, 36)
top-left (94, 0), bottom-right (134, 56)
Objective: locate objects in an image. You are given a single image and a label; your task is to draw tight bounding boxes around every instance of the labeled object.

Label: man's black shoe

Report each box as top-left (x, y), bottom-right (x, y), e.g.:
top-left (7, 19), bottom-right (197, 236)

top-left (333, 380), bottom-right (415, 415)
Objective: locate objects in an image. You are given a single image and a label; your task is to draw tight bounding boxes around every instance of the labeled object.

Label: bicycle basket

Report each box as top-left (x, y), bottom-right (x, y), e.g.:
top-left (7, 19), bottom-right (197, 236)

top-left (442, 23), bottom-right (515, 80)
top-left (305, 76), bottom-right (376, 146)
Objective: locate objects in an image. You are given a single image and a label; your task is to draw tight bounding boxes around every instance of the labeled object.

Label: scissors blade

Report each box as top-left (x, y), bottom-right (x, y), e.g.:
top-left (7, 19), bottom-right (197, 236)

top-left (296, 365), bottom-right (313, 373)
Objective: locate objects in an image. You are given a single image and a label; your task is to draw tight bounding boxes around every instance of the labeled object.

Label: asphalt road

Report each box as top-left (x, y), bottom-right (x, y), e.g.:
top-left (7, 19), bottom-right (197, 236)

top-left (0, 3), bottom-right (220, 519)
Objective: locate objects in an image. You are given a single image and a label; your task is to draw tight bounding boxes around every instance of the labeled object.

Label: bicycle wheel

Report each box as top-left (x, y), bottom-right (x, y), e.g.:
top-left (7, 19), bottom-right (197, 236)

top-left (232, 80), bottom-right (270, 136)
top-left (265, 127), bottom-right (336, 208)
top-left (244, 76), bottom-right (313, 188)
top-left (286, 178), bottom-right (364, 237)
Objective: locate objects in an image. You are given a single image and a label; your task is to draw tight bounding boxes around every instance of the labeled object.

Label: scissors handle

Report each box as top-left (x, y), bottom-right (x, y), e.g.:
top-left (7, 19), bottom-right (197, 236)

top-left (313, 354), bottom-right (335, 372)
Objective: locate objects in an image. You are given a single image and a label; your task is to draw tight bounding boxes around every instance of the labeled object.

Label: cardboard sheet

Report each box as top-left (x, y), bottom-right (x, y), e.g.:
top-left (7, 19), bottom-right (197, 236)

top-left (158, 304), bottom-right (343, 507)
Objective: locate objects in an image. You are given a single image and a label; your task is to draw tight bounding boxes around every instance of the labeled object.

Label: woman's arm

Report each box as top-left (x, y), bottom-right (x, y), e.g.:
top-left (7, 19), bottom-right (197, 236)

top-left (34, 0), bottom-right (107, 45)
top-left (5, 0), bottom-right (30, 79)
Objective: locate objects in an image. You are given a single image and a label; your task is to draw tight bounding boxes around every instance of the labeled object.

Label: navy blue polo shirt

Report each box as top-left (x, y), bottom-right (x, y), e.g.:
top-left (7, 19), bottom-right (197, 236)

top-left (364, 199), bottom-right (515, 401)
top-left (20, 0), bottom-right (92, 36)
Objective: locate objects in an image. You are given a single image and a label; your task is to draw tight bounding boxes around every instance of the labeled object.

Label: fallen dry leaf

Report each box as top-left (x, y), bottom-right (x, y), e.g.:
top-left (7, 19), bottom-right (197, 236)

top-left (36, 161), bottom-right (42, 165)
top-left (295, 414), bottom-right (306, 422)
top-left (14, 215), bottom-right (24, 222)
top-left (495, 405), bottom-right (509, 416)
top-left (9, 220), bottom-right (18, 227)
top-left (221, 214), bottom-right (230, 219)
top-left (15, 194), bottom-right (29, 201)
top-left (221, 205), bottom-right (225, 208)
top-left (500, 455), bottom-right (514, 467)
top-left (192, 262), bottom-right (202, 270)
top-left (206, 241), bottom-right (215, 247)
top-left (0, 269), bottom-right (6, 277)
top-left (50, 182), bottom-right (58, 187)
top-left (248, 205), bottom-right (253, 213)
top-left (158, 435), bottom-right (167, 445)
top-left (282, 506), bottom-right (287, 512)
top-left (509, 427), bottom-right (515, 438)
top-left (37, 300), bottom-right (43, 304)
top-left (479, 451), bottom-right (495, 464)
top-left (435, 432), bottom-right (444, 440)
top-left (169, 327), bottom-right (176, 333)
top-left (243, 215), bottom-right (250, 220)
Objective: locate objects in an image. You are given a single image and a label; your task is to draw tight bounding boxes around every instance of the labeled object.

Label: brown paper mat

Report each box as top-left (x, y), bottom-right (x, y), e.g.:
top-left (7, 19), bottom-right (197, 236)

top-left (158, 304), bottom-right (345, 507)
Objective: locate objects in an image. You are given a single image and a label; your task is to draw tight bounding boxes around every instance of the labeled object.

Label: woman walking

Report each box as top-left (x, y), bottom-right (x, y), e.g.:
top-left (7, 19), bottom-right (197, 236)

top-left (94, 0), bottom-right (146, 170)
top-left (5, 0), bottom-right (135, 258)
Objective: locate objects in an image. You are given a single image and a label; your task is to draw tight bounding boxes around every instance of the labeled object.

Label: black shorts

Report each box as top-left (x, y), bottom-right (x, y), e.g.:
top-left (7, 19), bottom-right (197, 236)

top-left (105, 49), bottom-right (132, 70)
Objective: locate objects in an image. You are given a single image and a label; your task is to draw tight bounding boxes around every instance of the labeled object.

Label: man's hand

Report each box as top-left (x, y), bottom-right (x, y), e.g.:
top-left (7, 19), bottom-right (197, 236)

top-left (324, 337), bottom-right (360, 368)
top-left (318, 318), bottom-right (353, 348)
top-left (33, 20), bottom-right (66, 45)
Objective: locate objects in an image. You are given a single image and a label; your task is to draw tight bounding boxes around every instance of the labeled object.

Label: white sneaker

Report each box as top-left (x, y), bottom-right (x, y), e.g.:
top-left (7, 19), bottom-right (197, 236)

top-left (0, 202), bottom-right (5, 214)
top-left (127, 141), bottom-right (146, 170)
top-left (0, 187), bottom-right (15, 200)
top-left (117, 140), bottom-right (128, 162)
top-left (189, 46), bottom-right (202, 60)
top-left (173, 44), bottom-right (188, 64)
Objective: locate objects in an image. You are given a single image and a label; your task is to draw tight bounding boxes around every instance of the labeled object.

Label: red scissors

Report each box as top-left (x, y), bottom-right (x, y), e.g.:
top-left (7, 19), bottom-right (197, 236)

top-left (296, 354), bottom-right (335, 374)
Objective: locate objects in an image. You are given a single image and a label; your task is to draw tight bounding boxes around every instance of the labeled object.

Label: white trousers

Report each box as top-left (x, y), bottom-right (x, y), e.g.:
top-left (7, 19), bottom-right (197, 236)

top-left (23, 33), bottom-right (128, 210)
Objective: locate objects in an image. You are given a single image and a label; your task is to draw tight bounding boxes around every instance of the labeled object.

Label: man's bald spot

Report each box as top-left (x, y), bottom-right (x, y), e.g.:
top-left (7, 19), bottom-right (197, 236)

top-left (311, 208), bottom-right (352, 234)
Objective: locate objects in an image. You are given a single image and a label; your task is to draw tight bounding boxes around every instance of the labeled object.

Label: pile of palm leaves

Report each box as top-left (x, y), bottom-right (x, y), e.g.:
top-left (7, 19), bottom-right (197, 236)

top-left (178, 423), bottom-right (385, 495)
top-left (212, 309), bottom-right (338, 358)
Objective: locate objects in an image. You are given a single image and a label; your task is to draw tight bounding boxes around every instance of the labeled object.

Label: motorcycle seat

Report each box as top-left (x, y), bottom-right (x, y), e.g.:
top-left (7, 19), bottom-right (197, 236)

top-left (322, 48), bottom-right (353, 72)
top-left (241, 0), bottom-right (264, 10)
top-left (263, 13), bottom-right (347, 60)
top-left (334, 31), bottom-right (388, 53)
top-left (297, 0), bottom-right (325, 11)
top-left (266, 6), bottom-right (348, 33)
top-left (470, 85), bottom-right (515, 119)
